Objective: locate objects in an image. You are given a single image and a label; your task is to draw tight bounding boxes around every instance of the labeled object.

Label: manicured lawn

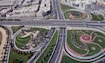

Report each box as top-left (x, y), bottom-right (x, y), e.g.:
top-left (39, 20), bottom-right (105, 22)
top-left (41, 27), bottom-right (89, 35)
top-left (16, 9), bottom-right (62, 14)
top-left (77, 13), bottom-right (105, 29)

top-left (67, 30), bottom-right (87, 54)
top-left (86, 43), bottom-right (101, 56)
top-left (75, 35), bottom-right (86, 46)
top-left (16, 35), bottom-right (31, 48)
top-left (9, 48), bottom-right (35, 63)
top-left (11, 26), bottom-right (24, 33)
top-left (94, 37), bottom-right (105, 48)
top-left (81, 30), bottom-right (93, 35)
top-left (72, 30), bottom-right (83, 35)
top-left (90, 31), bottom-right (105, 48)
top-left (16, 40), bottom-right (24, 48)
top-left (67, 30), bottom-right (105, 58)
top-left (95, 32), bottom-right (105, 37)
top-left (61, 55), bottom-right (90, 63)
top-left (60, 4), bottom-right (74, 12)
top-left (36, 31), bottom-right (58, 63)
top-left (91, 13), bottom-right (104, 21)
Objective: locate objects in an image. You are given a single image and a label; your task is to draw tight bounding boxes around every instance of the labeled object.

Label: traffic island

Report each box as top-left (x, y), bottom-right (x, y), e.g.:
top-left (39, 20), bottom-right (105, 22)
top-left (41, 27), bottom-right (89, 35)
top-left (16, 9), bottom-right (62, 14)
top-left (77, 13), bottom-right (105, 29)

top-left (91, 13), bottom-right (104, 21)
top-left (36, 31), bottom-right (58, 63)
top-left (9, 27), bottom-right (50, 63)
top-left (15, 27), bottom-right (49, 51)
top-left (66, 29), bottom-right (105, 62)
top-left (64, 11), bottom-right (87, 20)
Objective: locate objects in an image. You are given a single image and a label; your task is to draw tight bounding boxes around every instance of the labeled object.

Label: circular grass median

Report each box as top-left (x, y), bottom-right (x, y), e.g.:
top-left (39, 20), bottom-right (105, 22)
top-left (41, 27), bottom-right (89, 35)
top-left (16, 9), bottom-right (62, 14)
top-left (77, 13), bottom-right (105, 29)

top-left (86, 43), bottom-right (101, 56)
top-left (64, 11), bottom-right (87, 20)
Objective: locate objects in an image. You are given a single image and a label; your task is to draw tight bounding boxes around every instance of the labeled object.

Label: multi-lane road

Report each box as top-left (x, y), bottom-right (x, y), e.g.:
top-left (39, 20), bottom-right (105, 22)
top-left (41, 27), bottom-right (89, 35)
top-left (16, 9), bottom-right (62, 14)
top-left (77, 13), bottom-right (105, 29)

top-left (48, 27), bottom-right (66, 63)
top-left (0, 20), bottom-right (105, 26)
top-left (1, 0), bottom-right (105, 63)
top-left (2, 20), bottom-right (105, 63)
top-left (51, 0), bottom-right (64, 19)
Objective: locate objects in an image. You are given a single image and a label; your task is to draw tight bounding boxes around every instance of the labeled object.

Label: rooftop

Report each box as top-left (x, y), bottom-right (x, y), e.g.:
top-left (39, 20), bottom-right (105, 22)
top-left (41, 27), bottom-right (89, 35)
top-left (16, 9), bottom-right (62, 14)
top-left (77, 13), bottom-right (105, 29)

top-left (0, 0), bottom-right (16, 6)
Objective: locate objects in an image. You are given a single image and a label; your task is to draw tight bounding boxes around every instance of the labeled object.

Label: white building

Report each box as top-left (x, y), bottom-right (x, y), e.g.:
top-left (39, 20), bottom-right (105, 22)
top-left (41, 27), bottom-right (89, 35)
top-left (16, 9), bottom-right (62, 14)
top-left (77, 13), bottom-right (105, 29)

top-left (61, 0), bottom-right (105, 15)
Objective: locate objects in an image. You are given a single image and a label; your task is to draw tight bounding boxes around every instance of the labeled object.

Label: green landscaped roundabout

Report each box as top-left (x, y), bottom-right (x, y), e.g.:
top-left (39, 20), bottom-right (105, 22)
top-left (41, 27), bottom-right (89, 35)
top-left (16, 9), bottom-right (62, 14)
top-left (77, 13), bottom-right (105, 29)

top-left (13, 27), bottom-right (49, 51)
top-left (9, 27), bottom-right (51, 63)
top-left (64, 10), bottom-right (87, 20)
top-left (65, 28), bottom-right (105, 62)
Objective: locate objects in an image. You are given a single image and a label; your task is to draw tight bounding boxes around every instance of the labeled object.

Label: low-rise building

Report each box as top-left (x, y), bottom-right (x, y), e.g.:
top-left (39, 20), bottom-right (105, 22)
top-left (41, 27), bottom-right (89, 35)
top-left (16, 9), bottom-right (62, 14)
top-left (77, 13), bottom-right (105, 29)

top-left (0, 0), bottom-right (16, 7)
top-left (61, 0), bottom-right (105, 16)
top-left (10, 4), bottom-right (39, 17)
top-left (0, 0), bottom-right (51, 18)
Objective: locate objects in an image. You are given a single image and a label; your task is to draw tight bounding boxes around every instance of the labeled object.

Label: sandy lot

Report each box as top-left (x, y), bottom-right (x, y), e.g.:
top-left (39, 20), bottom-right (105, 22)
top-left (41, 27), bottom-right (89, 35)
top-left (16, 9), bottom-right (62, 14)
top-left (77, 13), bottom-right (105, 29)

top-left (0, 27), bottom-right (8, 62)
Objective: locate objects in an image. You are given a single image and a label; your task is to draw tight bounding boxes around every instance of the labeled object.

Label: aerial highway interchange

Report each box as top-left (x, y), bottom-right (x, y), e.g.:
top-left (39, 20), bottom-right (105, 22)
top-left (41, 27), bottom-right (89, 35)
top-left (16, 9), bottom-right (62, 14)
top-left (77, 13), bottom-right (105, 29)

top-left (0, 0), bottom-right (105, 63)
